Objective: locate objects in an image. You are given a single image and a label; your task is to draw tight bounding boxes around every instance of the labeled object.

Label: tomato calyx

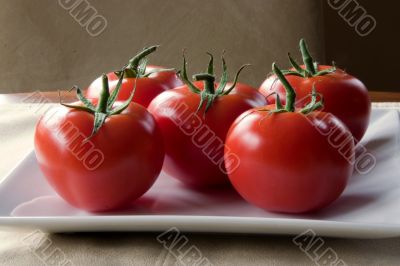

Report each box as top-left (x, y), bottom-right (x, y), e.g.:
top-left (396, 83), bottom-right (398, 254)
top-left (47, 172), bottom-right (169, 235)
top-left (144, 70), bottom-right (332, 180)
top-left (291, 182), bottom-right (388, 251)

top-left (265, 63), bottom-right (323, 115)
top-left (123, 45), bottom-right (174, 79)
top-left (60, 70), bottom-right (135, 138)
top-left (282, 39), bottom-right (336, 78)
top-left (177, 52), bottom-right (249, 114)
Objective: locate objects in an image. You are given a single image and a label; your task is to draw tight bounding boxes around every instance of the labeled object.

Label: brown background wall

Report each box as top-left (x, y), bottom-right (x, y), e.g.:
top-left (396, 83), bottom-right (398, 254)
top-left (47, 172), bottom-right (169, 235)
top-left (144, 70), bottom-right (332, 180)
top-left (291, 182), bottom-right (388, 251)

top-left (0, 0), bottom-right (324, 93)
top-left (1, 0), bottom-right (398, 93)
top-left (322, 0), bottom-right (400, 91)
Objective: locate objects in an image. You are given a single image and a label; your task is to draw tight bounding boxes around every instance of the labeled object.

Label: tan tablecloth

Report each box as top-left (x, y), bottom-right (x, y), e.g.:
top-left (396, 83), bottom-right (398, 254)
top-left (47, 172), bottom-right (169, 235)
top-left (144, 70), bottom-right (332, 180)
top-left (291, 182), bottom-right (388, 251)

top-left (1, 103), bottom-right (400, 266)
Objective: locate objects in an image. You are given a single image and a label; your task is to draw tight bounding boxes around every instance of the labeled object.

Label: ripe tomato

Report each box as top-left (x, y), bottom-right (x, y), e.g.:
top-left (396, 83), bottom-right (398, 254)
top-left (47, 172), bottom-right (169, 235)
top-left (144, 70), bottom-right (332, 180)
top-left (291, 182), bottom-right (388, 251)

top-left (259, 39), bottom-right (370, 141)
top-left (86, 46), bottom-right (182, 108)
top-left (35, 74), bottom-right (164, 212)
top-left (148, 54), bottom-right (266, 187)
top-left (226, 63), bottom-right (354, 213)
top-left (146, 65), bottom-right (184, 89)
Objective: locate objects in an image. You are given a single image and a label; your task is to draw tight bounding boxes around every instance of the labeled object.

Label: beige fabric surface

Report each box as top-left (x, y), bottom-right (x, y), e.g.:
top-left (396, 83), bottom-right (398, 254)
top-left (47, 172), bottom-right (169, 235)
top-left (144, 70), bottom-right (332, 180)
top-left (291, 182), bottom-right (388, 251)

top-left (1, 103), bottom-right (400, 266)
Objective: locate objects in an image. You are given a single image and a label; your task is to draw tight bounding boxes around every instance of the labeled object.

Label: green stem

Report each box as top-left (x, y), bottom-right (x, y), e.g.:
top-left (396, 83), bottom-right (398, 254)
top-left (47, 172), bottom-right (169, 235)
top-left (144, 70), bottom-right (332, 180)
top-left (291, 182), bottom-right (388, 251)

top-left (177, 52), bottom-right (247, 114)
top-left (288, 53), bottom-right (305, 76)
top-left (275, 94), bottom-right (283, 110)
top-left (222, 64), bottom-right (250, 95)
top-left (127, 45), bottom-right (159, 70)
top-left (272, 63), bottom-right (296, 112)
top-left (299, 39), bottom-right (316, 76)
top-left (193, 73), bottom-right (215, 94)
top-left (281, 38), bottom-right (337, 79)
top-left (178, 53), bottom-right (201, 94)
top-left (206, 52), bottom-right (214, 75)
top-left (97, 74), bottom-right (110, 113)
top-left (300, 86), bottom-right (324, 114)
top-left (61, 71), bottom-right (135, 139)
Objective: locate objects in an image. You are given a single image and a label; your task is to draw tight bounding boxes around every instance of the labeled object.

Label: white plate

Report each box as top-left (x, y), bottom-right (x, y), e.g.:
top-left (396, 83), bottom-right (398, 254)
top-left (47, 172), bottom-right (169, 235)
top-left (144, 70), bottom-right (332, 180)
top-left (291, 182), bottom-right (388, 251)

top-left (1, 108), bottom-right (400, 239)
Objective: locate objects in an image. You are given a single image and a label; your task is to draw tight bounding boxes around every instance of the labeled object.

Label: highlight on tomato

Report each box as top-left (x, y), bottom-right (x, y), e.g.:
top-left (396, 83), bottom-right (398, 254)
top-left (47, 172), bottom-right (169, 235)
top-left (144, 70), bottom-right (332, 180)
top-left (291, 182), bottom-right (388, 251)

top-left (35, 73), bottom-right (164, 212)
top-left (259, 39), bottom-right (371, 141)
top-left (226, 63), bottom-right (355, 213)
top-left (148, 52), bottom-right (267, 188)
top-left (86, 45), bottom-right (183, 108)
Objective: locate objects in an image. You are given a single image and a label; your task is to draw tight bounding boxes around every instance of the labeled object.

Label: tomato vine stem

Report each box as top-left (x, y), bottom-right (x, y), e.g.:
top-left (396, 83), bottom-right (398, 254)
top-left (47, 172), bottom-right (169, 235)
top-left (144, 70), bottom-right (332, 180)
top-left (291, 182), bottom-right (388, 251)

top-left (122, 45), bottom-right (174, 79)
top-left (177, 52), bottom-right (249, 114)
top-left (273, 63), bottom-right (296, 112)
top-left (300, 39), bottom-right (317, 76)
top-left (282, 39), bottom-right (336, 78)
top-left (97, 74), bottom-right (111, 113)
top-left (60, 70), bottom-right (135, 139)
top-left (193, 73), bottom-right (215, 94)
top-left (127, 45), bottom-right (159, 70)
top-left (270, 63), bottom-right (323, 115)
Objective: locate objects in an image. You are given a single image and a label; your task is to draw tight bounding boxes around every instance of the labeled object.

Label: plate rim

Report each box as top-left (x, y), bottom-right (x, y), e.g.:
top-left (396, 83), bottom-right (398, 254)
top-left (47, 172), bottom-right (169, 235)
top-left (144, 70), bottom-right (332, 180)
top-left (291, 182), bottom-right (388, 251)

top-left (1, 215), bottom-right (399, 238)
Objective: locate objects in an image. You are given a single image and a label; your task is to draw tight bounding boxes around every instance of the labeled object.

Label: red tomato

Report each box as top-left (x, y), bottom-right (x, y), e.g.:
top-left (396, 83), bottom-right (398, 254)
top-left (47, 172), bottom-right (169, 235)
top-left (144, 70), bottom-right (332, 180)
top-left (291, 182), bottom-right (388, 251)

top-left (87, 72), bottom-right (169, 108)
top-left (148, 54), bottom-right (266, 187)
top-left (35, 75), bottom-right (164, 212)
top-left (259, 39), bottom-right (370, 141)
top-left (227, 63), bottom-right (355, 213)
top-left (226, 108), bottom-right (354, 213)
top-left (146, 65), bottom-right (184, 89)
top-left (86, 46), bottom-right (182, 108)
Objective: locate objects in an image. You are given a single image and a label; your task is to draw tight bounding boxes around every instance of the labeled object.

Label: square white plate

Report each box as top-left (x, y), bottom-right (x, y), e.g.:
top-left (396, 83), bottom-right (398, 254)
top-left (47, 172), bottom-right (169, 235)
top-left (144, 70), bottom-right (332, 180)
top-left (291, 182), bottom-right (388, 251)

top-left (1, 108), bottom-right (400, 239)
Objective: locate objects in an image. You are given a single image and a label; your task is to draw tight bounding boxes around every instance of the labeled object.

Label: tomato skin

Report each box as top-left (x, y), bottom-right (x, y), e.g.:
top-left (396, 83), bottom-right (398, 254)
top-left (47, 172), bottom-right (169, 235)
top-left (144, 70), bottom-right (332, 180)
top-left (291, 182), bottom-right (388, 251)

top-left (259, 66), bottom-right (371, 141)
top-left (86, 66), bottom-right (183, 108)
top-left (146, 65), bottom-right (184, 89)
top-left (225, 106), bottom-right (354, 213)
top-left (34, 102), bottom-right (164, 212)
top-left (148, 81), bottom-right (267, 187)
